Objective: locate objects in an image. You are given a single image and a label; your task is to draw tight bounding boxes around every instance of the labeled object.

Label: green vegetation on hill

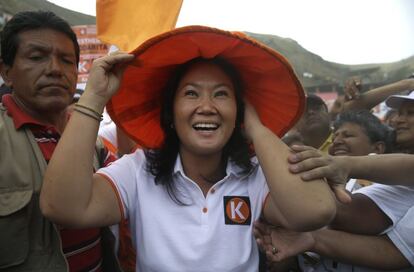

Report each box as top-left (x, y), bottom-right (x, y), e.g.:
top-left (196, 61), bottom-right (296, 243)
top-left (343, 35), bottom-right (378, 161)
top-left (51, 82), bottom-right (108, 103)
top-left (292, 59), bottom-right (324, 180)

top-left (249, 32), bottom-right (414, 92)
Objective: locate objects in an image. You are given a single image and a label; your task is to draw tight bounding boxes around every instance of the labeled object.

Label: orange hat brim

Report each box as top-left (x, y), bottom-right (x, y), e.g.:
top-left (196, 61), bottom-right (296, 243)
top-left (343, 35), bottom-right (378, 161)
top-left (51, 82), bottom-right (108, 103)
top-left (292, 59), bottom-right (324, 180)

top-left (107, 25), bottom-right (305, 149)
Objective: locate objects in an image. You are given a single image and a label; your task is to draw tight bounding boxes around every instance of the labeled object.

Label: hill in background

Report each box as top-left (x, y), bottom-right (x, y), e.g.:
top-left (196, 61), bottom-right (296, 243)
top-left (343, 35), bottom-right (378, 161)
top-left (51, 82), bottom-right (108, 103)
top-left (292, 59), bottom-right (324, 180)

top-left (249, 32), bottom-right (414, 93)
top-left (1, 0), bottom-right (413, 95)
top-left (0, 0), bottom-right (94, 26)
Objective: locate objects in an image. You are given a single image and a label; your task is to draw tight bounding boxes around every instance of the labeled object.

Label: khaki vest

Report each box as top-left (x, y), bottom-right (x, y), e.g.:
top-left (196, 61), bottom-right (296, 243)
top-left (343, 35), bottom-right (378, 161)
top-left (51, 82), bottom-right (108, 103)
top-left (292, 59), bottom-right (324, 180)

top-left (0, 104), bottom-right (120, 271)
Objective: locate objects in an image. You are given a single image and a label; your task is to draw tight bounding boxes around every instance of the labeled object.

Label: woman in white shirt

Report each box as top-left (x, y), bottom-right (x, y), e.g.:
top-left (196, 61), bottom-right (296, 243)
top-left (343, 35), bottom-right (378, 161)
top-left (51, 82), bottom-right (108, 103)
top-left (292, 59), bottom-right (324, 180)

top-left (40, 26), bottom-right (336, 271)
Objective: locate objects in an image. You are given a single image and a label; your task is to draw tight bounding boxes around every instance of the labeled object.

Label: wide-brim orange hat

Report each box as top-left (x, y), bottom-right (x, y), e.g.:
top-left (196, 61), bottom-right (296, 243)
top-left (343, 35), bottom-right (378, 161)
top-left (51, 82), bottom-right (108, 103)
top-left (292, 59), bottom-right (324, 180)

top-left (107, 25), bottom-right (305, 149)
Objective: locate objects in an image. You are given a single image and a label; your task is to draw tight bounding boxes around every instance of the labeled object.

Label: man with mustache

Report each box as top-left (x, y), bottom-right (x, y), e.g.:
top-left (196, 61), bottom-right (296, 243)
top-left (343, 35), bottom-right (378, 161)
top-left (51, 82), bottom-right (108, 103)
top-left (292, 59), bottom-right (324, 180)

top-left (0, 11), bottom-right (119, 271)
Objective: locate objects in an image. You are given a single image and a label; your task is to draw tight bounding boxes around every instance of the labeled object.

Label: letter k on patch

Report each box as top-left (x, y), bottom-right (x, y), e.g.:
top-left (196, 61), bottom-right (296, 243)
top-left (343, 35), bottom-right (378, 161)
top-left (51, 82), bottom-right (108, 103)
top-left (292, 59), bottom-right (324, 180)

top-left (223, 196), bottom-right (251, 225)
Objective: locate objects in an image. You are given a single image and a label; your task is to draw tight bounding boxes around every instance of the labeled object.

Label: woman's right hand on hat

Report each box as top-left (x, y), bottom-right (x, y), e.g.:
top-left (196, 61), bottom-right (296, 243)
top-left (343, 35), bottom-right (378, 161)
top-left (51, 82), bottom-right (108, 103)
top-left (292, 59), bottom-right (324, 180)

top-left (82, 52), bottom-right (135, 112)
top-left (243, 101), bottom-right (265, 142)
top-left (288, 145), bottom-right (352, 204)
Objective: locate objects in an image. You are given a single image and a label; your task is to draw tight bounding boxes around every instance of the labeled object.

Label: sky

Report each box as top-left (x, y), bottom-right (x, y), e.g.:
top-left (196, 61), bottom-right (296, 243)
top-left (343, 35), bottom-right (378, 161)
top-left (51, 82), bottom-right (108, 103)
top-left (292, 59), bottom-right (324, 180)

top-left (48, 0), bottom-right (414, 65)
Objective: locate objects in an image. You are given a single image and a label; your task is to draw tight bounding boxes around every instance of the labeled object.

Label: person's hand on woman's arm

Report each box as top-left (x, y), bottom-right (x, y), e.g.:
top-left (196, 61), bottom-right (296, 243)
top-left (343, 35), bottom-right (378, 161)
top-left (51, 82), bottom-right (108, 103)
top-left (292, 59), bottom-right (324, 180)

top-left (287, 146), bottom-right (408, 235)
top-left (288, 145), bottom-right (351, 203)
top-left (243, 103), bottom-right (336, 231)
top-left (289, 146), bottom-right (414, 188)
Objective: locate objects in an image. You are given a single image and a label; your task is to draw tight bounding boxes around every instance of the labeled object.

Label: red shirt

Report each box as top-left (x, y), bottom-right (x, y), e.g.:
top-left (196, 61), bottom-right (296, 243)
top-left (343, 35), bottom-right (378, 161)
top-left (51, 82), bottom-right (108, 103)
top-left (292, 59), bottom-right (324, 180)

top-left (2, 94), bottom-right (114, 272)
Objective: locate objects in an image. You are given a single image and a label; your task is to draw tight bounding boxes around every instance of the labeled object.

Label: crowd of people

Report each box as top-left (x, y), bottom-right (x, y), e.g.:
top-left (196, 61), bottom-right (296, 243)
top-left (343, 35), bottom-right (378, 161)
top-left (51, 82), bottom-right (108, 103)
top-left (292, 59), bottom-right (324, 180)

top-left (0, 10), bottom-right (413, 272)
top-left (254, 78), bottom-right (414, 271)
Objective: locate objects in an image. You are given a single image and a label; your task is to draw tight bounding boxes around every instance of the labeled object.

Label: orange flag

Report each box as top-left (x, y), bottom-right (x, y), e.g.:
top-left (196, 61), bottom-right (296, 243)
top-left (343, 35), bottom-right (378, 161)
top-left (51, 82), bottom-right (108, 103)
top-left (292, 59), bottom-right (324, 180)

top-left (96, 0), bottom-right (183, 52)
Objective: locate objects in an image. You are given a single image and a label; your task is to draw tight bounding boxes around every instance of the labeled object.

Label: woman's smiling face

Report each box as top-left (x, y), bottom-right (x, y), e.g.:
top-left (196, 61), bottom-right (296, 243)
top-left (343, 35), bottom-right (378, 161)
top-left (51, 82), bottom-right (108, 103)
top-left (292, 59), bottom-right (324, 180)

top-left (173, 61), bottom-right (237, 157)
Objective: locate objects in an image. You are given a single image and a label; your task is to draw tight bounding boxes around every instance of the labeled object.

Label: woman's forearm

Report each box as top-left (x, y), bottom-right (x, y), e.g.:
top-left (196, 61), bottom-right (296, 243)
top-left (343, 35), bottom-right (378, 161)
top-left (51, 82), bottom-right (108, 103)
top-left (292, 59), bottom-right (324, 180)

top-left (253, 126), bottom-right (336, 231)
top-left (40, 97), bottom-right (104, 226)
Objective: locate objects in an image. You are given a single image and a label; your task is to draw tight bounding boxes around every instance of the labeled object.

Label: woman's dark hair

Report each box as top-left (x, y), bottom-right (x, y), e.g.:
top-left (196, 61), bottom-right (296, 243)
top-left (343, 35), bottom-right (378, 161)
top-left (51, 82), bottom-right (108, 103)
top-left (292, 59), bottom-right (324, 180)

top-left (1, 11), bottom-right (80, 66)
top-left (145, 57), bottom-right (252, 204)
top-left (333, 110), bottom-right (394, 153)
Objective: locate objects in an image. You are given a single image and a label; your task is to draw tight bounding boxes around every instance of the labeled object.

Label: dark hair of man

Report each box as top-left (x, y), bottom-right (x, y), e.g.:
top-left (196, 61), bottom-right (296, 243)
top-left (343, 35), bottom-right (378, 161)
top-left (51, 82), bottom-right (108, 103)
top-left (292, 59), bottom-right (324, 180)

top-left (0, 11), bottom-right (80, 66)
top-left (145, 57), bottom-right (253, 204)
top-left (306, 94), bottom-right (328, 112)
top-left (333, 110), bottom-right (394, 153)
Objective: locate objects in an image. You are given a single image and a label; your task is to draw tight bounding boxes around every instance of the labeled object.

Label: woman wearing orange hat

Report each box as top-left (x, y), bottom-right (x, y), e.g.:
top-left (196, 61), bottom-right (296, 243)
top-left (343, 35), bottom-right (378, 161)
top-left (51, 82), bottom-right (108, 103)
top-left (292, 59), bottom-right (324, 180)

top-left (40, 26), bottom-right (336, 271)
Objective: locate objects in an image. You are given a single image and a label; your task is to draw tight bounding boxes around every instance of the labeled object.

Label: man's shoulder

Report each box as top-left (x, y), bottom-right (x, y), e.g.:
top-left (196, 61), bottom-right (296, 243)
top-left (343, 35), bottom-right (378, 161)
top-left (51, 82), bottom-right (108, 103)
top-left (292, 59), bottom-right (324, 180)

top-left (0, 102), bottom-right (9, 124)
top-left (0, 102), bottom-right (12, 124)
top-left (0, 103), bottom-right (21, 141)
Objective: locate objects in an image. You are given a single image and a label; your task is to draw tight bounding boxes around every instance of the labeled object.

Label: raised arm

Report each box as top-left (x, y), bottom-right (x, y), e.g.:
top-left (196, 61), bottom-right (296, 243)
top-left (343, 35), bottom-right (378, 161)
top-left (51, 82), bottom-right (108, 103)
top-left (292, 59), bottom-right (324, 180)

top-left (289, 146), bottom-right (414, 187)
top-left (40, 53), bottom-right (135, 228)
top-left (343, 77), bottom-right (414, 112)
top-left (343, 154), bottom-right (414, 186)
top-left (288, 146), bottom-right (414, 234)
top-left (243, 103), bottom-right (336, 231)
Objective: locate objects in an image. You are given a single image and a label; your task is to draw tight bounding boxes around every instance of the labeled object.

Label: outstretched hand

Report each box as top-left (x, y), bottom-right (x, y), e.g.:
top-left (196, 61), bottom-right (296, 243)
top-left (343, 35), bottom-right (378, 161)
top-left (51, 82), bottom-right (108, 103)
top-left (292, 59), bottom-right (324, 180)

top-left (254, 221), bottom-right (315, 262)
top-left (82, 52), bottom-right (135, 111)
top-left (288, 145), bottom-right (352, 203)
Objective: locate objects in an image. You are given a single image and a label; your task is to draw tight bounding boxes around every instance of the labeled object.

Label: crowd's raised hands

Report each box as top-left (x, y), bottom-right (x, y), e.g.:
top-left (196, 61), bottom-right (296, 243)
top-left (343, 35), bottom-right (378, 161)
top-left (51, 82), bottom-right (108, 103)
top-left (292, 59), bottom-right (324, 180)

top-left (344, 77), bottom-right (362, 101)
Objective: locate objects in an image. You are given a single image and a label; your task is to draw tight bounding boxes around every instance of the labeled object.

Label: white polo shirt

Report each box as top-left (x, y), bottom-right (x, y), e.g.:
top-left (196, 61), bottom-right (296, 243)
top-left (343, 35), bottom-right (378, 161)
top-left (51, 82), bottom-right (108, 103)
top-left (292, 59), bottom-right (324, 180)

top-left (387, 205), bottom-right (414, 266)
top-left (299, 184), bottom-right (414, 272)
top-left (98, 149), bottom-right (269, 272)
top-left (356, 184), bottom-right (414, 229)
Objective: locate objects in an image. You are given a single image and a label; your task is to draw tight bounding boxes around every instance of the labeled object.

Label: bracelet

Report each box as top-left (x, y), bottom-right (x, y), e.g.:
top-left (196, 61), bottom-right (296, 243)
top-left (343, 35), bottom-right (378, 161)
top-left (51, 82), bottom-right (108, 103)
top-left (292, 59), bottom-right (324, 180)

top-left (74, 103), bottom-right (103, 121)
top-left (73, 107), bottom-right (102, 122)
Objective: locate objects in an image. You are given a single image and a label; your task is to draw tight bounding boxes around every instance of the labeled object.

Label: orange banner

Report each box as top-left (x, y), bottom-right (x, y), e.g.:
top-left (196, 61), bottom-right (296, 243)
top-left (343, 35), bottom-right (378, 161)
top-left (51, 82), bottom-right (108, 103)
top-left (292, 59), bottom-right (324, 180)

top-left (72, 25), bottom-right (109, 88)
top-left (96, 0), bottom-right (183, 52)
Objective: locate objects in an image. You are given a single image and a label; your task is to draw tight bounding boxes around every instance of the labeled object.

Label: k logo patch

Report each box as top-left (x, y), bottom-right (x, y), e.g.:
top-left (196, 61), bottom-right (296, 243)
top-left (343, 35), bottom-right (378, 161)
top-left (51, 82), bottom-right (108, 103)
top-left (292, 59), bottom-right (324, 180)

top-left (223, 196), bottom-right (251, 225)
